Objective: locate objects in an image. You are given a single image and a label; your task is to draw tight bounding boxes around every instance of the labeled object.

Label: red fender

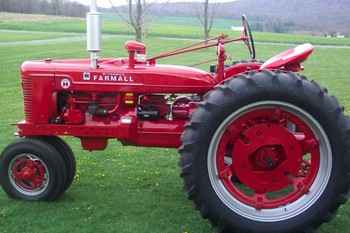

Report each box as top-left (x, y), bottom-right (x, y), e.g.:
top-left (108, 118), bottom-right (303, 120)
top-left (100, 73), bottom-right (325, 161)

top-left (224, 61), bottom-right (262, 79)
top-left (260, 43), bottom-right (314, 72)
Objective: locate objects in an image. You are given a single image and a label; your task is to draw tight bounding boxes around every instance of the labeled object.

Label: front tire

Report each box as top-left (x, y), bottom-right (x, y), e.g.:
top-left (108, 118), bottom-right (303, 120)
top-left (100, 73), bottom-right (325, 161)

top-left (0, 138), bottom-right (67, 201)
top-left (40, 136), bottom-right (76, 193)
top-left (179, 70), bottom-right (350, 233)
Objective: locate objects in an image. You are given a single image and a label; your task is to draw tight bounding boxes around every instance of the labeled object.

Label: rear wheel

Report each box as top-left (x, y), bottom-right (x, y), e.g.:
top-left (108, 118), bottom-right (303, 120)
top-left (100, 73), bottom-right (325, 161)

top-left (0, 138), bottom-right (67, 201)
top-left (179, 70), bottom-right (350, 233)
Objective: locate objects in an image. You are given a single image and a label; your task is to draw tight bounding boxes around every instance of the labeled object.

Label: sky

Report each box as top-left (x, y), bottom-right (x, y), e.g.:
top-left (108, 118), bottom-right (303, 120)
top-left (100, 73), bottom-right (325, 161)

top-left (71, 0), bottom-right (236, 8)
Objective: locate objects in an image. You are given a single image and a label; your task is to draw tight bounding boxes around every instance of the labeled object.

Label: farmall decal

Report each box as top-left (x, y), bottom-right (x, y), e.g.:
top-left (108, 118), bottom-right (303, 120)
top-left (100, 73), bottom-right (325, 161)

top-left (82, 72), bottom-right (134, 82)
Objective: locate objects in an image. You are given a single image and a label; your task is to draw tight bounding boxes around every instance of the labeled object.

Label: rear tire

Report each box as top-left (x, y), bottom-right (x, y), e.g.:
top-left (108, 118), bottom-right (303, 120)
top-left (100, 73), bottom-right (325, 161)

top-left (179, 70), bottom-right (350, 233)
top-left (0, 138), bottom-right (67, 201)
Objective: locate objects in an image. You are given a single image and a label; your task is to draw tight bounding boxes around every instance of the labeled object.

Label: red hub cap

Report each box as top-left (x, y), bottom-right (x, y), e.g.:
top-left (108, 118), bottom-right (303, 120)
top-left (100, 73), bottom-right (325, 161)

top-left (9, 154), bottom-right (49, 194)
top-left (216, 107), bottom-right (320, 209)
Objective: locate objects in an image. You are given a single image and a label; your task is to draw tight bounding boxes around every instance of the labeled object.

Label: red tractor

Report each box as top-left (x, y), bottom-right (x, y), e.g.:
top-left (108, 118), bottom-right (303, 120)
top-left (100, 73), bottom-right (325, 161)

top-left (1, 2), bottom-right (349, 233)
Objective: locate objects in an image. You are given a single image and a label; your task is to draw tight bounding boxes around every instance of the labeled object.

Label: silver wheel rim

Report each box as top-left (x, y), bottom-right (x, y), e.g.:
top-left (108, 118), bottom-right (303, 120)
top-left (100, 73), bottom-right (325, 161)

top-left (8, 153), bottom-right (50, 196)
top-left (207, 101), bottom-right (332, 222)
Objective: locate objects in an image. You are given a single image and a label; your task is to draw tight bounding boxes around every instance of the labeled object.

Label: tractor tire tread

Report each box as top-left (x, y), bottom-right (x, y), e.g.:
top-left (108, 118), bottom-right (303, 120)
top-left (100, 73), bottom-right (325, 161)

top-left (179, 70), bottom-right (350, 233)
top-left (39, 136), bottom-right (76, 194)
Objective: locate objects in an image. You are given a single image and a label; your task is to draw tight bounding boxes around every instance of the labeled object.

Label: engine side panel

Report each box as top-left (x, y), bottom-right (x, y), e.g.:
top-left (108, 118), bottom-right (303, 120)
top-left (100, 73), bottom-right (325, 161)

top-left (19, 59), bottom-right (210, 149)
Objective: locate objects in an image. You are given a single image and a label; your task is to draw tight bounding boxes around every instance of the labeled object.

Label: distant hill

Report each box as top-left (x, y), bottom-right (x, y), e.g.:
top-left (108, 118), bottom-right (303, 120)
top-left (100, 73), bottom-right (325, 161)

top-left (0, 0), bottom-right (87, 18)
top-left (138, 0), bottom-right (350, 35)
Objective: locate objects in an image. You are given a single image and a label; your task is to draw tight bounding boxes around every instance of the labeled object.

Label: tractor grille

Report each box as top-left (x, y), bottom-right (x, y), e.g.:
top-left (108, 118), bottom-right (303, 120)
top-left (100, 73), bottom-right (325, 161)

top-left (22, 75), bottom-right (33, 122)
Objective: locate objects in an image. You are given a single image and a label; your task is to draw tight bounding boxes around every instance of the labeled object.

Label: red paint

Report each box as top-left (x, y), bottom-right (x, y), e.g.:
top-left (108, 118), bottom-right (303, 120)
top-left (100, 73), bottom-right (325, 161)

top-left (125, 40), bottom-right (146, 53)
top-left (172, 97), bottom-right (196, 119)
top-left (17, 33), bottom-right (314, 150)
top-left (260, 43), bottom-right (314, 71)
top-left (216, 38), bottom-right (227, 82)
top-left (216, 108), bottom-right (320, 209)
top-left (81, 137), bottom-right (108, 150)
top-left (125, 40), bottom-right (146, 68)
top-left (62, 95), bottom-right (85, 124)
top-left (224, 61), bottom-right (262, 79)
top-left (11, 157), bottom-right (47, 191)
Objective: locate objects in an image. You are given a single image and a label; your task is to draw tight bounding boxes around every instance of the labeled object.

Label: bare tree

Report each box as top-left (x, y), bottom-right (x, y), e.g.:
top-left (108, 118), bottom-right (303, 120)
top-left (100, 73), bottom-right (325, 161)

top-left (197, 0), bottom-right (217, 41)
top-left (51, 0), bottom-right (63, 15)
top-left (109, 0), bottom-right (151, 42)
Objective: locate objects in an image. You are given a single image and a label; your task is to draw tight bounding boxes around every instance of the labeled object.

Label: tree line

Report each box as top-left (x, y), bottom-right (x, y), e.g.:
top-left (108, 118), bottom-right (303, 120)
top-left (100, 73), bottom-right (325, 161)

top-left (0, 0), bottom-right (88, 17)
top-left (1, 0), bottom-right (230, 42)
top-left (108, 0), bottom-right (216, 42)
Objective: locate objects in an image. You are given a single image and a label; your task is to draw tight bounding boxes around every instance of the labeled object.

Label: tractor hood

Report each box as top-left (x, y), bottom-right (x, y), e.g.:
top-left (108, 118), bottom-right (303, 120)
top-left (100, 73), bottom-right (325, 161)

top-left (21, 58), bottom-right (216, 94)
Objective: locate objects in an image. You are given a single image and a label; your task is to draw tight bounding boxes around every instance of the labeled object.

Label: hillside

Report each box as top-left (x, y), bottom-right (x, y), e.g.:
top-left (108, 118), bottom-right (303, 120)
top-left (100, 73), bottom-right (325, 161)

top-left (141, 0), bottom-right (350, 35)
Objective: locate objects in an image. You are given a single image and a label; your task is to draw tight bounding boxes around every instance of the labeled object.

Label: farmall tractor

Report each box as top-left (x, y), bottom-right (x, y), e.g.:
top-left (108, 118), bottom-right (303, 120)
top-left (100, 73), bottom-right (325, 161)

top-left (1, 1), bottom-right (350, 233)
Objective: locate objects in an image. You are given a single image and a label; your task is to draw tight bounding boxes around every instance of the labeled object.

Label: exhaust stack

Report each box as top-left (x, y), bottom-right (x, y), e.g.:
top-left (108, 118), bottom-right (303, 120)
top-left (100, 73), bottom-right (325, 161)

top-left (87, 0), bottom-right (101, 69)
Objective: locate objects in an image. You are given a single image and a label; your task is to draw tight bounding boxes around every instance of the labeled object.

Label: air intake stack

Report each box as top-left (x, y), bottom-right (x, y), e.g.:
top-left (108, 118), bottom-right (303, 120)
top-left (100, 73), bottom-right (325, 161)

top-left (86, 0), bottom-right (101, 69)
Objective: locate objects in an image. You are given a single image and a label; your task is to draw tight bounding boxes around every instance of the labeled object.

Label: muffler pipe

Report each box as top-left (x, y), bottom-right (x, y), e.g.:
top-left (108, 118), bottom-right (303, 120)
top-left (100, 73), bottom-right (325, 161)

top-left (87, 0), bottom-right (101, 69)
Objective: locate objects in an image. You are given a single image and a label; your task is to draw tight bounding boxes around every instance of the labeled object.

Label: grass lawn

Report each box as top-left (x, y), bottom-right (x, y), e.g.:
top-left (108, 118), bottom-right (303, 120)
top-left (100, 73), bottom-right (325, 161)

top-left (1, 12), bottom-right (350, 46)
top-left (0, 30), bottom-right (76, 42)
top-left (0, 26), bottom-right (350, 233)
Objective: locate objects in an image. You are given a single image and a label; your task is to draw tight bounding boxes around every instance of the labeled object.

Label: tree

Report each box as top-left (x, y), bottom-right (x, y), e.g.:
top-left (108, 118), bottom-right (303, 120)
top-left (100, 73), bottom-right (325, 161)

top-left (51, 0), bottom-right (63, 15)
top-left (109, 0), bottom-right (150, 42)
top-left (0, 0), bottom-right (10, 12)
top-left (197, 0), bottom-right (217, 41)
top-left (0, 0), bottom-right (87, 17)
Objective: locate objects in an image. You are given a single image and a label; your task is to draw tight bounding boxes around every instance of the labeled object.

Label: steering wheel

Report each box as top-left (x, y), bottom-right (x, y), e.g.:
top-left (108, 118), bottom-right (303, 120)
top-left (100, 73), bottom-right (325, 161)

top-left (242, 15), bottom-right (256, 59)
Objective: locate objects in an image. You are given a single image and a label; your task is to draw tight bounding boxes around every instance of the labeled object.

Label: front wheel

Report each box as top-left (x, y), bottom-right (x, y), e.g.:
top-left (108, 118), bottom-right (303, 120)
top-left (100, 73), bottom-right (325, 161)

top-left (40, 136), bottom-right (76, 193)
top-left (179, 70), bottom-right (350, 233)
top-left (0, 138), bottom-right (67, 201)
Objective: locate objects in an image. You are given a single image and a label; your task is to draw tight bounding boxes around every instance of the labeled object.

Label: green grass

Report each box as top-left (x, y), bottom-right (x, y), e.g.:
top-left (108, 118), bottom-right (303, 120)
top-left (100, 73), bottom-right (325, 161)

top-left (1, 13), bottom-right (350, 46)
top-left (0, 30), bottom-right (72, 42)
top-left (1, 28), bottom-right (350, 233)
top-left (103, 13), bottom-right (242, 28)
